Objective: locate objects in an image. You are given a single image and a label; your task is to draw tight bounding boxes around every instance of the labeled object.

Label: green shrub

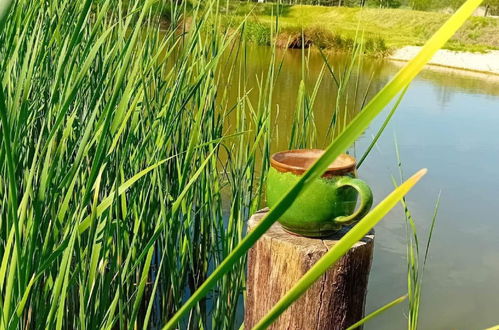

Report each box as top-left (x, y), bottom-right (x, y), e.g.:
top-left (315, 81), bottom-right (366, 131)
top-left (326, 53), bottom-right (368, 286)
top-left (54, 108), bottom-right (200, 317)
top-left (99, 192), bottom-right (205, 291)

top-left (271, 25), bottom-right (390, 55)
top-left (303, 26), bottom-right (336, 48)
top-left (261, 2), bottom-right (292, 16)
top-left (370, 0), bottom-right (402, 8)
top-left (364, 36), bottom-right (389, 55)
top-left (244, 20), bottom-right (272, 45)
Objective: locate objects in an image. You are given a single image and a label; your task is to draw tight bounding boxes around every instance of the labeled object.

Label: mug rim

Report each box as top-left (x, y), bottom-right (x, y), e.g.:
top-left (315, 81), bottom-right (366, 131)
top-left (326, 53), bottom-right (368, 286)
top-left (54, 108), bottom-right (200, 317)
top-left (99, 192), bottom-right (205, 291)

top-left (270, 149), bottom-right (356, 176)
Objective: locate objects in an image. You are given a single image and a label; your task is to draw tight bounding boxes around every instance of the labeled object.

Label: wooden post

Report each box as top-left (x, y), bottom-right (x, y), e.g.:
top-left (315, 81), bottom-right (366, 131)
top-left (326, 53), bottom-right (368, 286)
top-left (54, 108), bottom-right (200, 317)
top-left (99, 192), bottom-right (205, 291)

top-left (245, 209), bottom-right (374, 330)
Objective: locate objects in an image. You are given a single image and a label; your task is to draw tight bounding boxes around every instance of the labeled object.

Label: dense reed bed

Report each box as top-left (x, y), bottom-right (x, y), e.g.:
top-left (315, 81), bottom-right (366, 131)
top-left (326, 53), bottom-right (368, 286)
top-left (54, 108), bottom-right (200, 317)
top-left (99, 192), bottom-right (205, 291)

top-left (0, 0), bottom-right (276, 328)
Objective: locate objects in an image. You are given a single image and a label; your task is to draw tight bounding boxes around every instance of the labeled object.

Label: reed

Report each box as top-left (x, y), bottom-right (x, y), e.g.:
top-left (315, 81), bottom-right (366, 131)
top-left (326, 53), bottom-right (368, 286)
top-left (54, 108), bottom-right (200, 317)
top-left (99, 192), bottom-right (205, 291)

top-left (393, 140), bottom-right (442, 330)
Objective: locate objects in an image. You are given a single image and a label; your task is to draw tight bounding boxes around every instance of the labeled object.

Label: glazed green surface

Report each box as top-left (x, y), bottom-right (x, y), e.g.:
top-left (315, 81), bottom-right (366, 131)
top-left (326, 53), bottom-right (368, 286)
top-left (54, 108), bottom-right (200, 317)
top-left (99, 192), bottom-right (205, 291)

top-left (266, 167), bottom-right (371, 237)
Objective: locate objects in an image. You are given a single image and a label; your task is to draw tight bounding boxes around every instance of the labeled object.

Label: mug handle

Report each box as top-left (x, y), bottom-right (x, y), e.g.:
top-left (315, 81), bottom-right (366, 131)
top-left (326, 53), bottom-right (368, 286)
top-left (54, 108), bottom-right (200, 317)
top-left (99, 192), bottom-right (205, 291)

top-left (333, 177), bottom-right (373, 225)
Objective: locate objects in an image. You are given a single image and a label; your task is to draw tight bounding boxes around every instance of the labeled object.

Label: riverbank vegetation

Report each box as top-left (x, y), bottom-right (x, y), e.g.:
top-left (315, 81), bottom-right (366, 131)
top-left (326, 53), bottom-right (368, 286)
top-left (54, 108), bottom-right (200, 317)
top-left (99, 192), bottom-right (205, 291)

top-left (223, 3), bottom-right (499, 53)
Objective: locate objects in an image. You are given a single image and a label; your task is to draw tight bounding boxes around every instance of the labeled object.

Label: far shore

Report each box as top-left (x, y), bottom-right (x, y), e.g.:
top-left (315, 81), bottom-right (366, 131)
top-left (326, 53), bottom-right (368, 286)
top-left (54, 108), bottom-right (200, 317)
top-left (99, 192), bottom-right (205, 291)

top-left (389, 46), bottom-right (499, 76)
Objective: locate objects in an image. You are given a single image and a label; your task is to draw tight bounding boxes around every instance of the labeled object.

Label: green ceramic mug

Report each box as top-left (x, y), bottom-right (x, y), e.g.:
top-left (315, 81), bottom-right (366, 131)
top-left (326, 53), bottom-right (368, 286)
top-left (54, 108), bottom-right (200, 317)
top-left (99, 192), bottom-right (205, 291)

top-left (266, 149), bottom-right (373, 237)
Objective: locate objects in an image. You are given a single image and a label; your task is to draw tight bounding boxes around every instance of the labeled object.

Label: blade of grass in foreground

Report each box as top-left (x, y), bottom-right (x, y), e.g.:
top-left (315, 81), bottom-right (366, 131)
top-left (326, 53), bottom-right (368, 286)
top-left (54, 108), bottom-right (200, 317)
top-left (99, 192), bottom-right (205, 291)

top-left (345, 295), bottom-right (408, 330)
top-left (357, 86), bottom-right (409, 168)
top-left (0, 0), bottom-right (12, 25)
top-left (485, 325), bottom-right (499, 330)
top-left (253, 169), bottom-right (426, 329)
top-left (164, 0), bottom-right (483, 327)
top-left (77, 159), bottom-right (168, 234)
top-left (393, 142), bottom-right (442, 330)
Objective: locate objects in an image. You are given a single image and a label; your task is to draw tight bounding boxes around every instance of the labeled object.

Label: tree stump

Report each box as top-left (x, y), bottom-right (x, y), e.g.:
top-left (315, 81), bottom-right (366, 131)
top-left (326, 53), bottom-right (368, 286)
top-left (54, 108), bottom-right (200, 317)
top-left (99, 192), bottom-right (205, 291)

top-left (245, 208), bottom-right (374, 330)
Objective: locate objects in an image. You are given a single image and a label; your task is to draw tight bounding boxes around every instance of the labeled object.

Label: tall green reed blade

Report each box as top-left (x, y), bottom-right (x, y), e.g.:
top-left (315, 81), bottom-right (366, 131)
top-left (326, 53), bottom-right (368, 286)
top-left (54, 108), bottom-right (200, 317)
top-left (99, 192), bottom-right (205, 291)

top-left (346, 295), bottom-right (408, 330)
top-left (164, 0), bottom-right (483, 327)
top-left (393, 141), bottom-right (442, 330)
top-left (253, 169), bottom-right (426, 329)
top-left (357, 86), bottom-right (409, 168)
top-left (0, 2), bottom-right (19, 326)
top-left (77, 158), bottom-right (168, 234)
top-left (0, 0), bottom-right (12, 27)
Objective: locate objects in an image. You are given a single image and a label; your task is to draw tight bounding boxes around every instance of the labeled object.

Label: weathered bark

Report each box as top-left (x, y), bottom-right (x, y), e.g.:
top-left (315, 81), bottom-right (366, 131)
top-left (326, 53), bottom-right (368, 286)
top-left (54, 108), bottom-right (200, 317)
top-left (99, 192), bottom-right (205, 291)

top-left (245, 208), bottom-right (374, 330)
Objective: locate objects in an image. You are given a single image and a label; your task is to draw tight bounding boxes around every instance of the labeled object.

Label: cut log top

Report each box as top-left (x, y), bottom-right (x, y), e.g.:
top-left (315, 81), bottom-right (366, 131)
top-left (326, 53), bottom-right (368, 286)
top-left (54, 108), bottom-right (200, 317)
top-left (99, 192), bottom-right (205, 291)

top-left (245, 208), bottom-right (375, 330)
top-left (248, 208), bottom-right (374, 252)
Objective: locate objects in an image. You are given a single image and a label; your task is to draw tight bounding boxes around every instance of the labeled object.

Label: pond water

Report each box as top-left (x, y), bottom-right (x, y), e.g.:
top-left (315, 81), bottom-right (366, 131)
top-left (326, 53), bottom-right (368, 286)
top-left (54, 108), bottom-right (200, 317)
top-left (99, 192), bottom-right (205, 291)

top-left (234, 46), bottom-right (499, 330)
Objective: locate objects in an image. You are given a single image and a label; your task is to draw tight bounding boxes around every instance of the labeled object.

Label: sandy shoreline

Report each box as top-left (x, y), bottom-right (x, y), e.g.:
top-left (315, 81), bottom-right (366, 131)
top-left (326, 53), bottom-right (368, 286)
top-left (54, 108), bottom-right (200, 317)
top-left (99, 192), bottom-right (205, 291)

top-left (389, 46), bottom-right (499, 76)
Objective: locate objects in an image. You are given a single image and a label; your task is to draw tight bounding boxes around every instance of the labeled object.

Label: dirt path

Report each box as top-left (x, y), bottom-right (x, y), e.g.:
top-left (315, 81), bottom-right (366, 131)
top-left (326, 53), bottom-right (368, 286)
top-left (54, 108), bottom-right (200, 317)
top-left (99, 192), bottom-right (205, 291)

top-left (389, 46), bottom-right (499, 75)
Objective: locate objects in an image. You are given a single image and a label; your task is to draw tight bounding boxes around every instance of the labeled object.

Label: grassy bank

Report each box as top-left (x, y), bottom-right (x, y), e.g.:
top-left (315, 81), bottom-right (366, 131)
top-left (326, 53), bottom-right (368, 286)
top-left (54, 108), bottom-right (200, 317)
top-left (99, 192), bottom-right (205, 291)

top-left (224, 3), bottom-right (499, 53)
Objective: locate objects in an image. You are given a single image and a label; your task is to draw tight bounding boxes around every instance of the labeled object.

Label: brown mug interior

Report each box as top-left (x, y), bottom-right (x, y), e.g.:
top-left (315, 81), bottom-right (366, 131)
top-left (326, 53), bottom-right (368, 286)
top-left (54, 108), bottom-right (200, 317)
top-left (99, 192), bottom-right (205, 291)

top-left (270, 149), bottom-right (356, 177)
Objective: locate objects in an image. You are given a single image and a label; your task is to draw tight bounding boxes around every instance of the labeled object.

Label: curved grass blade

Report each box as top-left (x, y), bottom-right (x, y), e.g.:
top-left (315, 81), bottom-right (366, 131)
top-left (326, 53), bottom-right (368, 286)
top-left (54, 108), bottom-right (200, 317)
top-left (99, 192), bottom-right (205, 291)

top-left (143, 250), bottom-right (167, 330)
top-left (346, 294), bottom-right (408, 330)
top-left (357, 86), bottom-right (409, 168)
top-left (0, 0), bottom-right (12, 28)
top-left (0, 30), bottom-right (21, 327)
top-left (392, 148), bottom-right (442, 330)
top-left (423, 191), bottom-right (441, 272)
top-left (253, 169), bottom-right (427, 329)
top-left (15, 275), bottom-right (36, 317)
top-left (77, 159), bottom-right (168, 234)
top-left (126, 144), bottom-right (220, 279)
